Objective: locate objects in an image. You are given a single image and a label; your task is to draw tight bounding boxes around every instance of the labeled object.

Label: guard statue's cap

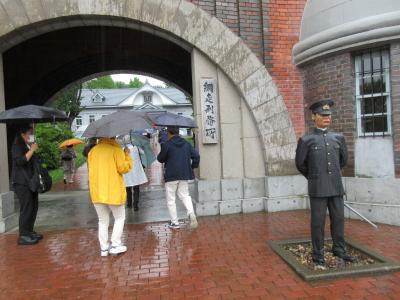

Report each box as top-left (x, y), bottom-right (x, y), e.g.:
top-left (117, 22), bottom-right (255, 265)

top-left (309, 99), bottom-right (334, 115)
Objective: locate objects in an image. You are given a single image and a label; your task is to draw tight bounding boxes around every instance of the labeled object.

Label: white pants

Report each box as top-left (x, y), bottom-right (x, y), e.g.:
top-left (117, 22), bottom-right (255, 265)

top-left (165, 180), bottom-right (195, 224)
top-left (93, 204), bottom-right (126, 250)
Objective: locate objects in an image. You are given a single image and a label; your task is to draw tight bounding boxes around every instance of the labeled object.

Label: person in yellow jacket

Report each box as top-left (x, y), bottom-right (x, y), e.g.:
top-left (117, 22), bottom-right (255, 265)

top-left (88, 137), bottom-right (132, 257)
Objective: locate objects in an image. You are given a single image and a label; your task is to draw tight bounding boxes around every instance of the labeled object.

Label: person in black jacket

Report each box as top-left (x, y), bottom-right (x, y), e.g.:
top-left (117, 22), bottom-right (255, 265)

top-left (157, 126), bottom-right (200, 229)
top-left (295, 99), bottom-right (354, 267)
top-left (11, 124), bottom-right (43, 245)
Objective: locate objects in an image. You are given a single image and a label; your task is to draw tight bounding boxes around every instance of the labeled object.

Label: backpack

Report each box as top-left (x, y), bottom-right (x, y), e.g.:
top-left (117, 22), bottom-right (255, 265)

top-left (61, 150), bottom-right (73, 161)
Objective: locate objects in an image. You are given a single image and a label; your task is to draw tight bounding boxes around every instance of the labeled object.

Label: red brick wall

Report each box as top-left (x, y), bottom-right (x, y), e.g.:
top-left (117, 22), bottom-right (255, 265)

top-left (265, 0), bottom-right (307, 138)
top-left (188, 0), bottom-right (307, 138)
top-left (301, 53), bottom-right (356, 176)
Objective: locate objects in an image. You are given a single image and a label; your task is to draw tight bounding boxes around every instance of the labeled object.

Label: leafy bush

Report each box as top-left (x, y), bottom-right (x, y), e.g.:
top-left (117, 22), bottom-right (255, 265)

top-left (35, 123), bottom-right (74, 170)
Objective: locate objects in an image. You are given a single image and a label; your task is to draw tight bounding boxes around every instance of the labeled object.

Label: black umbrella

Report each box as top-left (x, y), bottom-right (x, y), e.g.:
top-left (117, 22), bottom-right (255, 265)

top-left (0, 105), bottom-right (68, 124)
top-left (82, 110), bottom-right (152, 138)
top-left (146, 111), bottom-right (197, 128)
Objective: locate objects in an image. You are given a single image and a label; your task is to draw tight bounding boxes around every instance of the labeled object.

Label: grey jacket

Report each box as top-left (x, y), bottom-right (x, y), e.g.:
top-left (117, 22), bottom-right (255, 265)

top-left (295, 128), bottom-right (348, 197)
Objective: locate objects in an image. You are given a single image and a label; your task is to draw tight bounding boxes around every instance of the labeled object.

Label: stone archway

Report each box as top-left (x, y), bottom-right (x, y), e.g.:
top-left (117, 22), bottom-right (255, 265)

top-left (0, 0), bottom-right (297, 176)
top-left (0, 0), bottom-right (302, 231)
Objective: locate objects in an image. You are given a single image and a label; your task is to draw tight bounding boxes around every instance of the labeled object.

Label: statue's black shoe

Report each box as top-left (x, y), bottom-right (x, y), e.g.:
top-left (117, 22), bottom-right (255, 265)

top-left (17, 235), bottom-right (38, 245)
top-left (30, 232), bottom-right (43, 240)
top-left (312, 257), bottom-right (325, 265)
top-left (334, 253), bottom-right (356, 262)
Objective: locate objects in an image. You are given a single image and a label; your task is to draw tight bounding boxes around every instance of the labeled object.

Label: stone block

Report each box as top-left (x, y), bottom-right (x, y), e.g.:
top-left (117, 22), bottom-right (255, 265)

top-left (243, 137), bottom-right (266, 178)
top-left (266, 175), bottom-right (307, 198)
top-left (239, 67), bottom-right (275, 109)
top-left (242, 198), bottom-right (264, 213)
top-left (20, 0), bottom-right (46, 23)
top-left (195, 180), bottom-right (221, 203)
top-left (153, 0), bottom-right (181, 34)
top-left (218, 70), bottom-right (242, 124)
top-left (221, 123), bottom-right (244, 179)
top-left (194, 17), bottom-right (226, 55)
top-left (267, 160), bottom-right (299, 176)
top-left (344, 202), bottom-right (400, 227)
top-left (206, 27), bottom-right (240, 65)
top-left (221, 179), bottom-right (243, 201)
top-left (179, 2), bottom-right (211, 46)
top-left (243, 178), bottom-right (265, 198)
top-left (262, 128), bottom-right (295, 150)
top-left (0, 212), bottom-right (18, 233)
top-left (141, 0), bottom-right (162, 25)
top-left (40, 0), bottom-right (78, 18)
top-left (218, 40), bottom-right (262, 84)
top-left (2, 0), bottom-right (30, 27)
top-left (194, 201), bottom-right (219, 217)
top-left (219, 200), bottom-right (242, 215)
top-left (265, 143), bottom-right (297, 163)
top-left (344, 177), bottom-right (400, 205)
top-left (265, 196), bottom-right (308, 212)
top-left (124, 0), bottom-right (144, 21)
top-left (0, 192), bottom-right (16, 218)
top-left (0, 4), bottom-right (14, 37)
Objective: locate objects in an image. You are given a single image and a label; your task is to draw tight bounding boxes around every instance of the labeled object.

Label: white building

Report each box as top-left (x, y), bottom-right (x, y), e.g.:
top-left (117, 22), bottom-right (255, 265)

top-left (72, 83), bottom-right (193, 136)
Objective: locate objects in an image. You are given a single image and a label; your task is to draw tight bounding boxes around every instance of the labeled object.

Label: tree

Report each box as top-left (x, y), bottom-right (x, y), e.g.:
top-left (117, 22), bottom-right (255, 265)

top-left (35, 123), bottom-right (74, 170)
top-left (85, 75), bottom-right (115, 89)
top-left (52, 83), bottom-right (83, 128)
top-left (128, 77), bottom-right (144, 88)
top-left (115, 81), bottom-right (129, 88)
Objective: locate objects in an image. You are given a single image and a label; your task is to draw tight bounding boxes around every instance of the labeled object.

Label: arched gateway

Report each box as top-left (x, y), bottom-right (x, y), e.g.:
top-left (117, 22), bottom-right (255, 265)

top-left (0, 0), bottom-right (304, 232)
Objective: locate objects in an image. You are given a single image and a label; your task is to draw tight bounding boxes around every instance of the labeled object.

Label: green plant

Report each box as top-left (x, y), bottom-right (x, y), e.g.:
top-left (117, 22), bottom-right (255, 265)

top-left (35, 123), bottom-right (74, 170)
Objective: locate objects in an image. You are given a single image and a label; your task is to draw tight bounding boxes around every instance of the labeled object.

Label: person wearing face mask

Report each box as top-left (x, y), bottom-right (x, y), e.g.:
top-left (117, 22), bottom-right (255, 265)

top-left (295, 99), bottom-right (355, 268)
top-left (11, 124), bottom-right (43, 245)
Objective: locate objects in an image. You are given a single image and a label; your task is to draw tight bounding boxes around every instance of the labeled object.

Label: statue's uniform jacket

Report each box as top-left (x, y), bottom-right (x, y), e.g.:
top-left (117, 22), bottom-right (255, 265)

top-left (295, 128), bottom-right (348, 197)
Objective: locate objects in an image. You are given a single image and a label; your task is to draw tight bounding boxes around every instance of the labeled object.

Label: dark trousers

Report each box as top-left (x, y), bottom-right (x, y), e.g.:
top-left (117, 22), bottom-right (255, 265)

top-left (126, 186), bottom-right (140, 208)
top-left (13, 184), bottom-right (39, 236)
top-left (310, 196), bottom-right (346, 259)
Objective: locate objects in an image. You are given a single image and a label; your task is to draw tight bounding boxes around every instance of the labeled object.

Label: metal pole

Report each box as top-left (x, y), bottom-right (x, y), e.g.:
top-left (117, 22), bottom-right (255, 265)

top-left (344, 202), bottom-right (378, 229)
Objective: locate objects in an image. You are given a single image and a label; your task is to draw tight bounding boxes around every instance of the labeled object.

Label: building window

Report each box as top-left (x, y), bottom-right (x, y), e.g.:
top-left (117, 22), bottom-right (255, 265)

top-left (355, 49), bottom-right (391, 136)
top-left (92, 93), bottom-right (105, 103)
top-left (143, 92), bottom-right (153, 103)
top-left (89, 115), bottom-right (95, 124)
top-left (75, 116), bottom-right (82, 128)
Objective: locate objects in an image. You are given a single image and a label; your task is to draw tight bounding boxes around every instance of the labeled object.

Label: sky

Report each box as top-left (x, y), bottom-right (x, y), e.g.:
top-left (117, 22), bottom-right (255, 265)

top-left (111, 74), bottom-right (166, 87)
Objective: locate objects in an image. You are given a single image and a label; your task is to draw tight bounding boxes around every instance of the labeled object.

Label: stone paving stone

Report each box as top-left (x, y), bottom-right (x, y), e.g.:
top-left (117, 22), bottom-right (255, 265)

top-left (0, 211), bottom-right (400, 299)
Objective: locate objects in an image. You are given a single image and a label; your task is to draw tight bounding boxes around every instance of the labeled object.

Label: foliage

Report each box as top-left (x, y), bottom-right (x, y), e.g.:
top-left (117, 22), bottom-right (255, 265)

top-left (52, 83), bottom-right (83, 127)
top-left (83, 75), bottom-right (145, 89)
top-left (35, 123), bottom-right (74, 170)
top-left (128, 77), bottom-right (144, 88)
top-left (84, 75), bottom-right (115, 89)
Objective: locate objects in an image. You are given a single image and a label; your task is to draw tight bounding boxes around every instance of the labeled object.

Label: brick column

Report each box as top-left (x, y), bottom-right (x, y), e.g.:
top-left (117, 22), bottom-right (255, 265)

top-left (390, 42), bottom-right (400, 177)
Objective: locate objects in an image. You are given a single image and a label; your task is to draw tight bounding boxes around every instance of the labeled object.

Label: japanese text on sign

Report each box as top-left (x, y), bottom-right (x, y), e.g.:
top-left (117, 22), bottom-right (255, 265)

top-left (200, 79), bottom-right (219, 144)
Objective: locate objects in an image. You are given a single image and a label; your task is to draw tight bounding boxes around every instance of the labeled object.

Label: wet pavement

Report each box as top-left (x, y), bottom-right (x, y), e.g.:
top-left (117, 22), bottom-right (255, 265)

top-left (1, 211), bottom-right (400, 299)
top-left (34, 188), bottom-right (188, 232)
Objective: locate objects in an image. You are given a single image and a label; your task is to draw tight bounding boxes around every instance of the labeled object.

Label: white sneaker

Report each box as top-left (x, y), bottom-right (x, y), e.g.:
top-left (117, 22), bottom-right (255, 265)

top-left (109, 245), bottom-right (127, 255)
top-left (189, 213), bottom-right (198, 229)
top-left (100, 249), bottom-right (109, 257)
top-left (168, 221), bottom-right (180, 229)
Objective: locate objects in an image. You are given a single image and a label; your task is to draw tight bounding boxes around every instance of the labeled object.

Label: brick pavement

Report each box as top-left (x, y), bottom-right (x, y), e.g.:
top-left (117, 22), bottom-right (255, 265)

top-left (1, 211), bottom-right (399, 299)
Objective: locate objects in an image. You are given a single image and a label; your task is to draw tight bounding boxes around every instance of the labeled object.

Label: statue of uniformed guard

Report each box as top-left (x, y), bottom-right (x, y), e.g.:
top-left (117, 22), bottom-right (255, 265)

top-left (295, 99), bottom-right (355, 266)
